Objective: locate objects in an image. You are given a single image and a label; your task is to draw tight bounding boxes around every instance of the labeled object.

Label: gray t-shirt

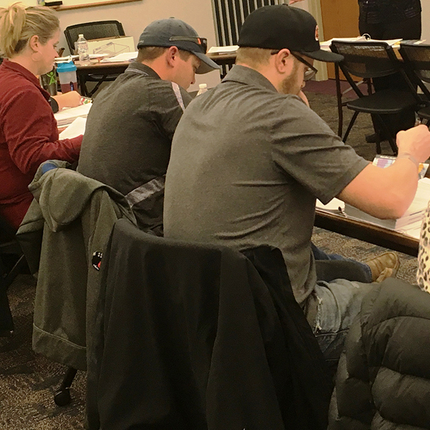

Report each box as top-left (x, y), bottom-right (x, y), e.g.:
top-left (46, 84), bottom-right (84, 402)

top-left (78, 62), bottom-right (192, 234)
top-left (164, 65), bottom-right (368, 304)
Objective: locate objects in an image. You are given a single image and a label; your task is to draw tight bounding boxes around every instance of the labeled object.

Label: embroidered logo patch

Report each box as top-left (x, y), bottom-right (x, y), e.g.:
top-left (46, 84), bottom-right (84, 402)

top-left (92, 251), bottom-right (103, 271)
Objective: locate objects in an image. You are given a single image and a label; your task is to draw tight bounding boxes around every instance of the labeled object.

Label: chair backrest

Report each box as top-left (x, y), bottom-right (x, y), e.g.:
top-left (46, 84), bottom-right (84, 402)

top-left (88, 218), bottom-right (332, 430)
top-left (399, 42), bottom-right (430, 101)
top-left (64, 20), bottom-right (125, 53)
top-left (330, 41), bottom-right (418, 99)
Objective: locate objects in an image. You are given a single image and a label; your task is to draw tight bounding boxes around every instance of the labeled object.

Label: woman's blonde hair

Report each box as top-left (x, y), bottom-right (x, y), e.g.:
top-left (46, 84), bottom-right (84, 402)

top-left (0, 2), bottom-right (59, 58)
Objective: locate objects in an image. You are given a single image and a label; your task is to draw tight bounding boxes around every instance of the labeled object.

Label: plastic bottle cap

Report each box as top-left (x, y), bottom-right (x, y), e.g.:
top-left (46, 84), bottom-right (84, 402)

top-left (56, 61), bottom-right (77, 72)
top-left (199, 83), bottom-right (207, 88)
top-left (79, 34), bottom-right (84, 38)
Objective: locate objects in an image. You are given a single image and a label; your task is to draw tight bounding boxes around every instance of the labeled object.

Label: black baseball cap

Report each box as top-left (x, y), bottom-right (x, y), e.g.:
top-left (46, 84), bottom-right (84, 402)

top-left (137, 18), bottom-right (220, 74)
top-left (238, 5), bottom-right (343, 63)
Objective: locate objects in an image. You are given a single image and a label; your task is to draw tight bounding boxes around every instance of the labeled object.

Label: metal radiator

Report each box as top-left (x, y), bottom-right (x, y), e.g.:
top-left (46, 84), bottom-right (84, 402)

top-left (211, 0), bottom-right (283, 46)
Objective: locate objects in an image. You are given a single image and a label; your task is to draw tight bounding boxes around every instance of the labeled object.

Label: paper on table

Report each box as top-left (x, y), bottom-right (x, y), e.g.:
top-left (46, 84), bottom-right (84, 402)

top-left (54, 103), bottom-right (92, 127)
top-left (397, 224), bottom-right (421, 239)
top-left (59, 117), bottom-right (87, 139)
top-left (316, 197), bottom-right (345, 213)
top-left (101, 51), bottom-right (137, 63)
top-left (207, 45), bottom-right (239, 55)
top-left (320, 36), bottom-right (367, 48)
top-left (320, 37), bottom-right (402, 50)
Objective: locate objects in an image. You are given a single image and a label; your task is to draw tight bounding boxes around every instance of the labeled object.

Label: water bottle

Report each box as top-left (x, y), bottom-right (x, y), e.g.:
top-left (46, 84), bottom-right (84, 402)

top-left (56, 61), bottom-right (78, 93)
top-left (196, 83), bottom-right (208, 96)
top-left (40, 67), bottom-right (57, 95)
top-left (76, 34), bottom-right (90, 65)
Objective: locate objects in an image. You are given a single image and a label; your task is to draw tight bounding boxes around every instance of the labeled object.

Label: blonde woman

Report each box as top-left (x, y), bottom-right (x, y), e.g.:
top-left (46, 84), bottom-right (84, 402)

top-left (0, 3), bottom-right (83, 229)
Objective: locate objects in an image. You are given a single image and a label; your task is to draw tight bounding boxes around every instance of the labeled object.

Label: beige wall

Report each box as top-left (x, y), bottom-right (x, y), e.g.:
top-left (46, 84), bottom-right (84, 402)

top-left (1, 0), bottom-right (427, 84)
top-left (0, 0), bottom-right (220, 89)
top-left (422, 1), bottom-right (430, 42)
top-left (53, 0), bottom-right (220, 89)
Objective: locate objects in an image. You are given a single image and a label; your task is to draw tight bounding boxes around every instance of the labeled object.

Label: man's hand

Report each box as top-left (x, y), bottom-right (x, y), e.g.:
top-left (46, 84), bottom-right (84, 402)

top-left (396, 124), bottom-right (430, 163)
top-left (298, 90), bottom-right (310, 107)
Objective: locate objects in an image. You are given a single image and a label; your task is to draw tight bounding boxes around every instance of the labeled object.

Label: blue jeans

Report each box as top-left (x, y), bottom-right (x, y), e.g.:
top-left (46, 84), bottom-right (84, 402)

top-left (312, 243), bottom-right (372, 283)
top-left (309, 279), bottom-right (374, 365)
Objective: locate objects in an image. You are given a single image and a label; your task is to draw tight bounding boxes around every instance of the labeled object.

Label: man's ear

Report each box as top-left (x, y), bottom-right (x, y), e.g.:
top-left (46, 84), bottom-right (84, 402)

top-left (273, 48), bottom-right (292, 74)
top-left (166, 45), bottom-right (180, 68)
top-left (28, 35), bottom-right (40, 52)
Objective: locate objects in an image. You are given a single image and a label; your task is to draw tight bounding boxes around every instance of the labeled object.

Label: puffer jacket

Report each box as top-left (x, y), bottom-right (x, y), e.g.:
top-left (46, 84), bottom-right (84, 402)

top-left (328, 278), bottom-right (430, 430)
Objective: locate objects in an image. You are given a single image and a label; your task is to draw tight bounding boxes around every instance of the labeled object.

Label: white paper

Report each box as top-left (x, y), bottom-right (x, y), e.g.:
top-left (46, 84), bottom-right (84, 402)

top-left (207, 45), bottom-right (239, 54)
top-left (59, 117), bottom-right (87, 138)
top-left (54, 103), bottom-right (92, 127)
top-left (101, 51), bottom-right (137, 63)
top-left (316, 198), bottom-right (345, 213)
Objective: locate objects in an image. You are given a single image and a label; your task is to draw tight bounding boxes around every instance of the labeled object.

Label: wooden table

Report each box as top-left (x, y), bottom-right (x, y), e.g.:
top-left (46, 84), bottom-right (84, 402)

top-left (315, 209), bottom-right (419, 256)
top-left (75, 53), bottom-right (237, 96)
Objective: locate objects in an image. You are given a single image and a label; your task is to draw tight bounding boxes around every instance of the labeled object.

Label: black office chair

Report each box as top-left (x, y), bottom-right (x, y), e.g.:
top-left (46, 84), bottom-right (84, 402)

top-left (0, 216), bottom-right (27, 337)
top-left (399, 42), bottom-right (430, 125)
top-left (64, 20), bottom-right (126, 97)
top-left (330, 41), bottom-right (421, 154)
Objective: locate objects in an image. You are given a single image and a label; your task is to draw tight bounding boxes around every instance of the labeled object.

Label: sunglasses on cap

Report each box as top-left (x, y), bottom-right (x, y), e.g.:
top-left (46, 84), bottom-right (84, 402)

top-left (271, 50), bottom-right (318, 81)
top-left (168, 36), bottom-right (208, 53)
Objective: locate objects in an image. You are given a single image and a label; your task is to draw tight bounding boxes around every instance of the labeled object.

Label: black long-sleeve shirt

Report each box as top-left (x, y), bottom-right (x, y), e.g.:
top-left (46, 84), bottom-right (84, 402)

top-left (359, 0), bottom-right (421, 24)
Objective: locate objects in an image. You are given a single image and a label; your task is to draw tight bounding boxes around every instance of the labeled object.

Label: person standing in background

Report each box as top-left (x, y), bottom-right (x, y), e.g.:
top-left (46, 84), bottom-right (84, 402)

top-left (358, 0), bottom-right (422, 142)
top-left (290, 0), bottom-right (422, 142)
top-left (0, 3), bottom-right (83, 230)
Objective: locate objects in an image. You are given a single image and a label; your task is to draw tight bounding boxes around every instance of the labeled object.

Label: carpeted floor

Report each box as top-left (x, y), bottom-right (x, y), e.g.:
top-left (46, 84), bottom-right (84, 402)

top-left (0, 79), bottom-right (418, 429)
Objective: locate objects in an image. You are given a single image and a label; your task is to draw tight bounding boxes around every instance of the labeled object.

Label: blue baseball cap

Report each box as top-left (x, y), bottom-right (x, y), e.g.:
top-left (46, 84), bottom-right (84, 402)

top-left (137, 18), bottom-right (220, 74)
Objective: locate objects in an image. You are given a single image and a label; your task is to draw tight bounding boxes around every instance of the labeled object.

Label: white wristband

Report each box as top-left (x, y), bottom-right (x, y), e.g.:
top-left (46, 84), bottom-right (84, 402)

top-left (397, 152), bottom-right (420, 169)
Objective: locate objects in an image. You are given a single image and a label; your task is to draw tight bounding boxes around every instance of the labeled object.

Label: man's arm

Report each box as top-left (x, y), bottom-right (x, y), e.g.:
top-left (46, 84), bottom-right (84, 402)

top-left (338, 125), bottom-right (430, 219)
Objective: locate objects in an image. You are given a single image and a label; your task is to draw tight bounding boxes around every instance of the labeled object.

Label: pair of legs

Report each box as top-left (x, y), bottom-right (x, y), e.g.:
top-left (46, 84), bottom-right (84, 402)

top-left (309, 244), bottom-right (399, 371)
top-left (305, 278), bottom-right (374, 374)
top-left (312, 243), bottom-right (372, 283)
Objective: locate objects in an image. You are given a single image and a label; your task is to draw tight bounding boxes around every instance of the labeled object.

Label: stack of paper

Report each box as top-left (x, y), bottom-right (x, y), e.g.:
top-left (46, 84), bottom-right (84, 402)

top-left (59, 117), bottom-right (87, 138)
top-left (320, 36), bottom-right (402, 51)
top-left (344, 178), bottom-right (430, 232)
top-left (101, 51), bottom-right (137, 63)
top-left (54, 103), bottom-right (92, 127)
top-left (207, 45), bottom-right (238, 55)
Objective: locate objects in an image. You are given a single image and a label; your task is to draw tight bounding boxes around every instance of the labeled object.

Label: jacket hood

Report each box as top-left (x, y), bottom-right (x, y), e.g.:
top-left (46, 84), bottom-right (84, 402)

top-left (28, 160), bottom-right (132, 232)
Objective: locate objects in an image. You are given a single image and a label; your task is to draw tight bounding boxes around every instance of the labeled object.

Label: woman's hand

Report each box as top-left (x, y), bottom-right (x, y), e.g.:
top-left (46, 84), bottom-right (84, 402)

top-left (52, 91), bottom-right (82, 110)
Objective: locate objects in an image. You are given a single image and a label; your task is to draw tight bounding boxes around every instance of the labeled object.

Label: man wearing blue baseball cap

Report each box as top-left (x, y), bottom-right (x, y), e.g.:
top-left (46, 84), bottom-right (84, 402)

top-left (164, 5), bottom-right (430, 363)
top-left (78, 18), bottom-right (219, 235)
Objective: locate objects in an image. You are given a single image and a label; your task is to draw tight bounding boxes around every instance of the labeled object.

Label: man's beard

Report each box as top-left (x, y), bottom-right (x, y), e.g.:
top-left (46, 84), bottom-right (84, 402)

top-left (280, 60), bottom-right (301, 95)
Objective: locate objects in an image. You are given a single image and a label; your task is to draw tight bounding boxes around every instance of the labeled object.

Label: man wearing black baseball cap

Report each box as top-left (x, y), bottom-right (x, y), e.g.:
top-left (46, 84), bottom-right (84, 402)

top-left (78, 18), bottom-right (219, 234)
top-left (164, 5), bottom-right (430, 362)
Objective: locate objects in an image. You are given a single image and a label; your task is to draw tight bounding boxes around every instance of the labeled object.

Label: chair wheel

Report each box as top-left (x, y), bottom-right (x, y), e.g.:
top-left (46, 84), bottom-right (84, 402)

top-left (54, 388), bottom-right (71, 406)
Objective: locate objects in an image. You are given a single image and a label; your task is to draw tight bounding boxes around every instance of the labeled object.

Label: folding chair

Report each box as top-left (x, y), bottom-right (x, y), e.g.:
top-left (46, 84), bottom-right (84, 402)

top-left (399, 42), bottom-right (430, 125)
top-left (64, 20), bottom-right (126, 97)
top-left (330, 41), bottom-right (421, 154)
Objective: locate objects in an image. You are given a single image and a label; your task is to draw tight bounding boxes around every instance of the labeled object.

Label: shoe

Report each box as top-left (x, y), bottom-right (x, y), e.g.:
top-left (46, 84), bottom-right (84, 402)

top-left (365, 252), bottom-right (400, 282)
top-left (365, 133), bottom-right (388, 143)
